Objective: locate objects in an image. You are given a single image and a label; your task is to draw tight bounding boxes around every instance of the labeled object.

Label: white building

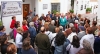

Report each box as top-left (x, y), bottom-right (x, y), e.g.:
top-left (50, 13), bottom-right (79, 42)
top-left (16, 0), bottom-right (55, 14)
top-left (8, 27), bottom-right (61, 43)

top-left (74, 0), bottom-right (98, 14)
top-left (0, 0), bottom-right (23, 34)
top-left (23, 0), bottom-right (71, 17)
top-left (0, 0), bottom-right (72, 34)
top-left (97, 0), bottom-right (100, 25)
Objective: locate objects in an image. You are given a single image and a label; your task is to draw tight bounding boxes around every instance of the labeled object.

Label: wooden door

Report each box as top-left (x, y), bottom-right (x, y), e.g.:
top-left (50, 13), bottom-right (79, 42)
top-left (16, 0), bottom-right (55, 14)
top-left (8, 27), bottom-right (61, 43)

top-left (23, 4), bottom-right (30, 19)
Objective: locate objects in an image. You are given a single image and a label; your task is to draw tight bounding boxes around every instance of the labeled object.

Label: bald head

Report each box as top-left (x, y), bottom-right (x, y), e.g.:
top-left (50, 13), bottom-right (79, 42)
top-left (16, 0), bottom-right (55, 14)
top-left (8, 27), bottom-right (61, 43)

top-left (55, 27), bottom-right (60, 33)
top-left (41, 27), bottom-right (45, 33)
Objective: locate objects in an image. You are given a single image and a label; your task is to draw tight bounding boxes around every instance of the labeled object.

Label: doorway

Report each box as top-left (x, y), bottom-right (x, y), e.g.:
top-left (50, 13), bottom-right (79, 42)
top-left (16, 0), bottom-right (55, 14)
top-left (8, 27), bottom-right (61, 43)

top-left (23, 4), bottom-right (30, 20)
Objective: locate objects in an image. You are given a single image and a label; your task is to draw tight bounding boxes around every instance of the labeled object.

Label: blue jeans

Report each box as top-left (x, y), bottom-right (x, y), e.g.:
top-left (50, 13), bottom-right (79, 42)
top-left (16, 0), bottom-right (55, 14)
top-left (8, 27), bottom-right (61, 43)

top-left (17, 48), bottom-right (22, 54)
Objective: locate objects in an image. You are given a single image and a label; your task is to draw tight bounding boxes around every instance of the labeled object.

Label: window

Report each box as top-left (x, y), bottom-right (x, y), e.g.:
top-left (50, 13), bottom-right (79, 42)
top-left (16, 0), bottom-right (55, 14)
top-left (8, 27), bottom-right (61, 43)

top-left (51, 3), bottom-right (60, 12)
top-left (81, 5), bottom-right (83, 10)
top-left (84, 4), bottom-right (86, 9)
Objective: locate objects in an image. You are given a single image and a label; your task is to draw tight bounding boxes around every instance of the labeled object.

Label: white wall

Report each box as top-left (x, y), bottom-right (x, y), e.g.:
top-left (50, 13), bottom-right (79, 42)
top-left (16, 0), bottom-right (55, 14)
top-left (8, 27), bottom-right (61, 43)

top-left (35, 0), bottom-right (71, 16)
top-left (23, 0), bottom-right (35, 11)
top-left (89, 2), bottom-right (98, 14)
top-left (74, 0), bottom-right (90, 14)
top-left (97, 0), bottom-right (100, 25)
top-left (60, 0), bottom-right (69, 14)
top-left (0, 0), bottom-right (23, 34)
top-left (35, 0), bottom-right (51, 17)
top-left (74, 0), bottom-right (98, 14)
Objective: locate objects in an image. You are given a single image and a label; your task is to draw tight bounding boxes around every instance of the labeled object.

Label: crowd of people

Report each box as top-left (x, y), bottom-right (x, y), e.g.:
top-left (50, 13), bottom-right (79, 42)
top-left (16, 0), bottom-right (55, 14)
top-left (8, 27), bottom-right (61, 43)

top-left (0, 11), bottom-right (100, 54)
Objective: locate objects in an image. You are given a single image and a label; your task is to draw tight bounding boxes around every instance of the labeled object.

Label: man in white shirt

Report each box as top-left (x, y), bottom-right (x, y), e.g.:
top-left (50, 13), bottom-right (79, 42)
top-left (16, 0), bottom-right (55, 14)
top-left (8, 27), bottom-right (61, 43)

top-left (67, 27), bottom-right (77, 43)
top-left (80, 27), bottom-right (94, 51)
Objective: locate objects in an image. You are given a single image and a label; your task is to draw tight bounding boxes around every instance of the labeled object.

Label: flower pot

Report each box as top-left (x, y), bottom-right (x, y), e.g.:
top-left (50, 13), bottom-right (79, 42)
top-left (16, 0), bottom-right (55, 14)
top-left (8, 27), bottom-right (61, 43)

top-left (86, 11), bottom-right (90, 14)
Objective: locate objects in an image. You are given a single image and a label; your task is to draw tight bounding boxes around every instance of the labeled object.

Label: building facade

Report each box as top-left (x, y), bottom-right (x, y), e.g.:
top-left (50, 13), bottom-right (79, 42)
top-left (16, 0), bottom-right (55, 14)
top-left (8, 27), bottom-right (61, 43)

top-left (0, 0), bottom-right (23, 34)
top-left (23, 0), bottom-right (71, 17)
top-left (74, 0), bottom-right (98, 14)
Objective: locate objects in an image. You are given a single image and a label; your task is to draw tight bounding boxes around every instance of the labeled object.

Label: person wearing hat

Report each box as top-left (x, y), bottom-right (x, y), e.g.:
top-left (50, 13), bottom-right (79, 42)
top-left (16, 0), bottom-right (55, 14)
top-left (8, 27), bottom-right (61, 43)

top-left (78, 26), bottom-right (86, 40)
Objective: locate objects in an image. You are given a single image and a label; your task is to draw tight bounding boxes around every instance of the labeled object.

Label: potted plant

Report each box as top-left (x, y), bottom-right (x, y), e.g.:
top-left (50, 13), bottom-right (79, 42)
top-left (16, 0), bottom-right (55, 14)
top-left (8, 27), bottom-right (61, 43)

top-left (70, 9), bottom-right (74, 13)
top-left (86, 8), bottom-right (91, 14)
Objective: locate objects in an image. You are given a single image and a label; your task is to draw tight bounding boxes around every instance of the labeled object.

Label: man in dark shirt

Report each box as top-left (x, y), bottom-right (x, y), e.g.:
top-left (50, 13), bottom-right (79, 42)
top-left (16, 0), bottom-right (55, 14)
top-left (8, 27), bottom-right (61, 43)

top-left (35, 26), bottom-right (50, 54)
top-left (46, 11), bottom-right (52, 18)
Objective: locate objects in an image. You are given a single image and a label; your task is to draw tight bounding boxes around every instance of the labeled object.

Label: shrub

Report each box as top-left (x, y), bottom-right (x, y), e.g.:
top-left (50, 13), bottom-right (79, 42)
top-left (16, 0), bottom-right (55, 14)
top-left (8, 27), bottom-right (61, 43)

top-left (52, 10), bottom-right (58, 15)
top-left (86, 8), bottom-right (91, 12)
top-left (70, 9), bottom-right (74, 13)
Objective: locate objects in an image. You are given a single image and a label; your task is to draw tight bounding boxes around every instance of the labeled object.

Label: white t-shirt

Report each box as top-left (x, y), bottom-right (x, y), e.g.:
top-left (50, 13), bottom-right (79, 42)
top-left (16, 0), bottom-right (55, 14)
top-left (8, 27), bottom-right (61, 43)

top-left (80, 34), bottom-right (94, 51)
top-left (67, 32), bottom-right (77, 43)
top-left (15, 33), bottom-right (22, 48)
top-left (66, 44), bottom-right (82, 54)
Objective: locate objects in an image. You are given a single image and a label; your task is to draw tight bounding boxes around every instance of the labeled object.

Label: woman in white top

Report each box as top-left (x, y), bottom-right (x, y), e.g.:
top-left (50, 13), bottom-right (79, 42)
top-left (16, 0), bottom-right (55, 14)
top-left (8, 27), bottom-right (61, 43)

top-left (66, 36), bottom-right (82, 54)
top-left (15, 27), bottom-right (23, 54)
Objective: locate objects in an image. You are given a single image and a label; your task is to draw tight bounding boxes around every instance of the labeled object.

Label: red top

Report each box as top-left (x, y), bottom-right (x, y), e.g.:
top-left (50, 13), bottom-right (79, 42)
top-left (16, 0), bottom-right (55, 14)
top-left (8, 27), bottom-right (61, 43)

top-left (74, 23), bottom-right (78, 33)
top-left (10, 20), bottom-right (16, 29)
top-left (22, 25), bottom-right (28, 32)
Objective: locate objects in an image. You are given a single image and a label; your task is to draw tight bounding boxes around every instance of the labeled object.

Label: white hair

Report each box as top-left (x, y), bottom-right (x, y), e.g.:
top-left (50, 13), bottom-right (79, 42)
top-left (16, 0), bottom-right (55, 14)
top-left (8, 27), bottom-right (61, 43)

top-left (51, 20), bottom-right (55, 25)
top-left (75, 20), bottom-right (79, 23)
top-left (29, 22), bottom-right (34, 26)
top-left (69, 23), bottom-right (74, 28)
top-left (59, 26), bottom-right (63, 30)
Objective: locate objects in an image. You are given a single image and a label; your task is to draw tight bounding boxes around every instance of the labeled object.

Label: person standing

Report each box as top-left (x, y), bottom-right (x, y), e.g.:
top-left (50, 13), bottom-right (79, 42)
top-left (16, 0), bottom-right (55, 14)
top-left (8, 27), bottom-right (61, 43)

top-left (66, 36), bottom-right (82, 54)
top-left (54, 32), bottom-right (70, 54)
top-left (59, 14), bottom-right (67, 31)
top-left (46, 11), bottom-right (52, 18)
top-left (78, 26), bottom-right (86, 40)
top-left (22, 20), bottom-right (28, 32)
top-left (94, 32), bottom-right (100, 54)
top-left (15, 27), bottom-right (23, 54)
top-left (22, 38), bottom-right (36, 54)
top-left (80, 27), bottom-right (94, 51)
top-left (35, 27), bottom-right (50, 54)
top-left (10, 16), bottom-right (16, 29)
top-left (49, 20), bottom-right (56, 33)
top-left (52, 12), bottom-right (60, 27)
top-left (0, 26), bottom-right (6, 36)
top-left (7, 43), bottom-right (17, 54)
top-left (29, 22), bottom-right (37, 48)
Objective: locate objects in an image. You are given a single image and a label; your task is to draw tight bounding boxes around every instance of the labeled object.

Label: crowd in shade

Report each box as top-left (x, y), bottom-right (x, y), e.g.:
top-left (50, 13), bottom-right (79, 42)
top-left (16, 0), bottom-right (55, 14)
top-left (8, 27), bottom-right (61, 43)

top-left (0, 11), bottom-right (100, 54)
